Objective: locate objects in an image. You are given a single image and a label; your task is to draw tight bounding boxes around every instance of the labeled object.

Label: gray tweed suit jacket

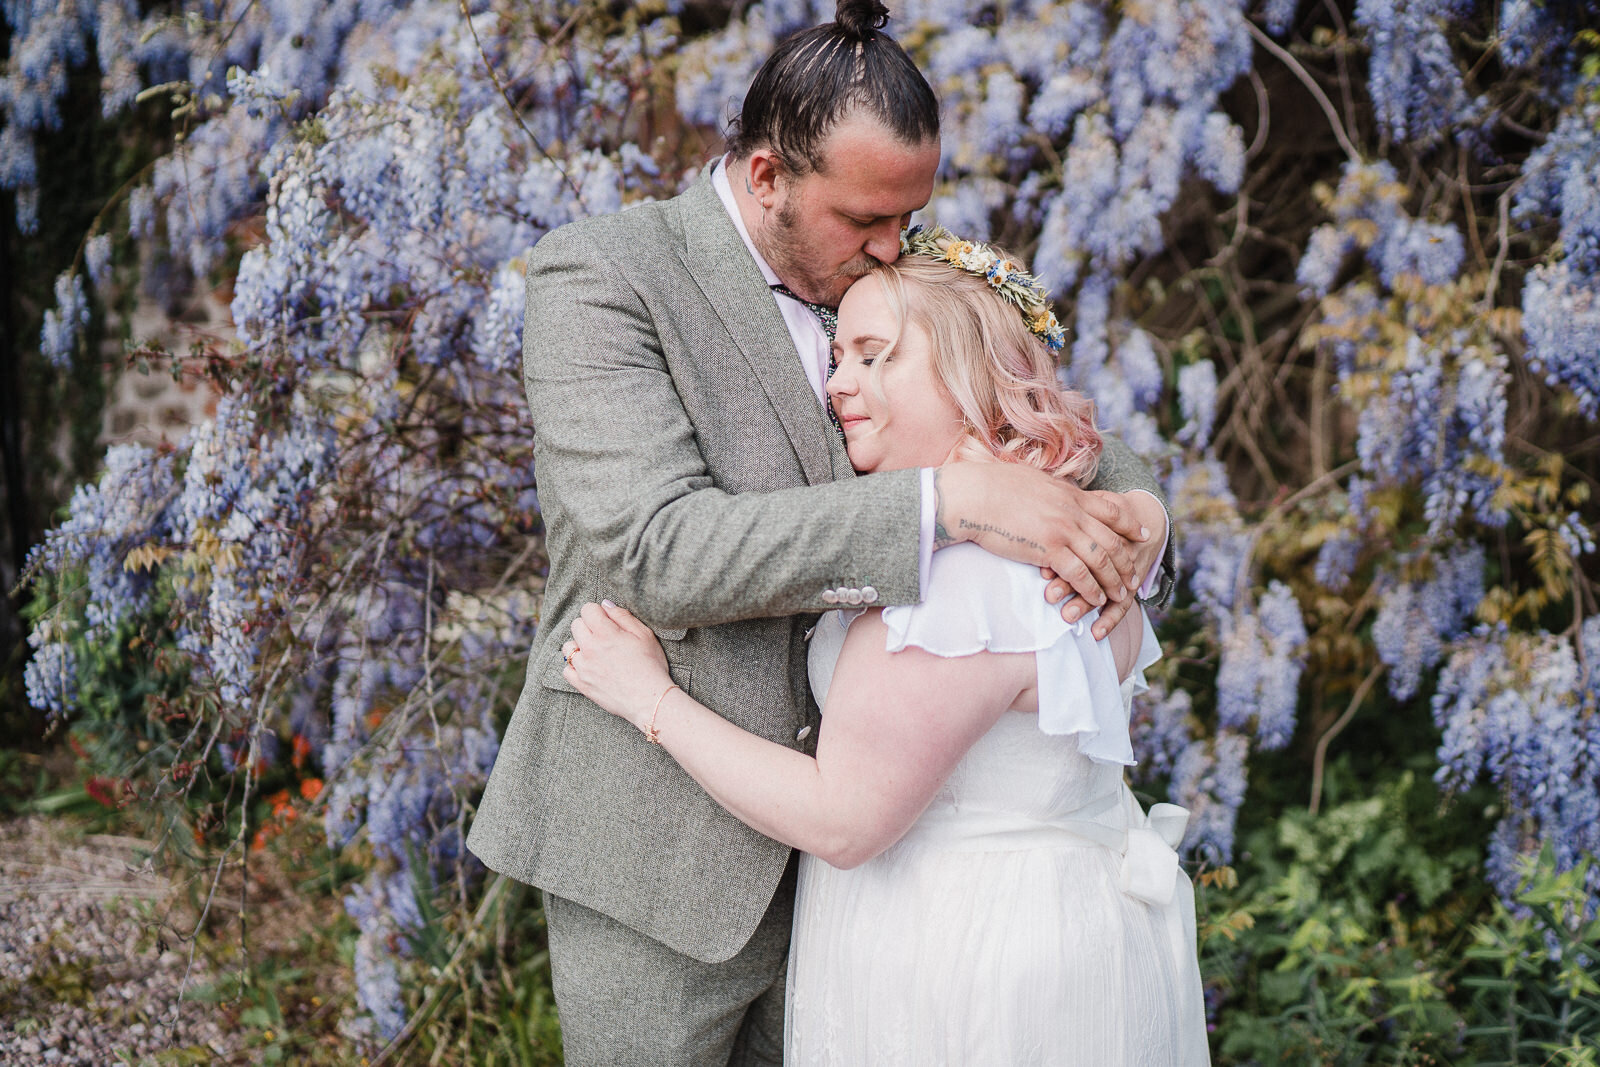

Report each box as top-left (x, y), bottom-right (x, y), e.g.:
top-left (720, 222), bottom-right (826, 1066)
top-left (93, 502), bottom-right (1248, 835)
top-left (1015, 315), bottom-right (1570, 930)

top-left (466, 166), bottom-right (1175, 964)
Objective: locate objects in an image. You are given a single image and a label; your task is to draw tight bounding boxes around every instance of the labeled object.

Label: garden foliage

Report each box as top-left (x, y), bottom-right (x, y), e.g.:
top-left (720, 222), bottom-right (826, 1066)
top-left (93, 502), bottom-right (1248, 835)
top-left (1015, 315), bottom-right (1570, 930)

top-left (8, 0), bottom-right (1599, 1055)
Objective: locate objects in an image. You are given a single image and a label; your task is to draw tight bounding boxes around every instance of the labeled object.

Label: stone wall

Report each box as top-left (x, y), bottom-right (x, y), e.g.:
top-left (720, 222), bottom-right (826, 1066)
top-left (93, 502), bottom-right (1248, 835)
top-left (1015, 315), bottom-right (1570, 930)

top-left (99, 291), bottom-right (228, 447)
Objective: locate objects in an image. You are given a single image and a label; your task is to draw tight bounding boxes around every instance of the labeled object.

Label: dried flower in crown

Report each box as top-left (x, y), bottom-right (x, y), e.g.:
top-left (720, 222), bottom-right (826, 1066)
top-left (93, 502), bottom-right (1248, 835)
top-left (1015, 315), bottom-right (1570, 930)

top-left (899, 225), bottom-right (1068, 351)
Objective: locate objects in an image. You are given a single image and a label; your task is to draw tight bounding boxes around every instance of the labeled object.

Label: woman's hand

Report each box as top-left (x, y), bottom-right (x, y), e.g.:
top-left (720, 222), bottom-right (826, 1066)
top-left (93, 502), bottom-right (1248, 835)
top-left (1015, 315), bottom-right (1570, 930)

top-left (562, 601), bottom-right (675, 730)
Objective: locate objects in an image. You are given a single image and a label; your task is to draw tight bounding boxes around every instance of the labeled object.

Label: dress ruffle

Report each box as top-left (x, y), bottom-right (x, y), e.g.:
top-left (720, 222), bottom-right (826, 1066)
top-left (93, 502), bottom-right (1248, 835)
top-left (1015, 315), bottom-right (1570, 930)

top-left (877, 543), bottom-right (1160, 766)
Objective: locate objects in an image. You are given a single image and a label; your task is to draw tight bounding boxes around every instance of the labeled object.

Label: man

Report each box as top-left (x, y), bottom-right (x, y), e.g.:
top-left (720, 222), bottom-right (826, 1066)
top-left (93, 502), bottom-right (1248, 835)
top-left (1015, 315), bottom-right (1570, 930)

top-left (467, 7), bottom-right (1175, 1065)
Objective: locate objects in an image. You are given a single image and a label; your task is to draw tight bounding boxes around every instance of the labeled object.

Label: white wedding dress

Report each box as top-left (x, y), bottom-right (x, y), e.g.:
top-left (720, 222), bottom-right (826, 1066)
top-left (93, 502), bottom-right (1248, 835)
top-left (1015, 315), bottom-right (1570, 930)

top-left (786, 544), bottom-right (1210, 1066)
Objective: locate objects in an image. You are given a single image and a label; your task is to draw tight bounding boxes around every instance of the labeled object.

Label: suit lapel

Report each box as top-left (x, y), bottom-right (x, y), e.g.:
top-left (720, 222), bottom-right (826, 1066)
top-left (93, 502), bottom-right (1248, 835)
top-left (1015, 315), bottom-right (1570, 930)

top-left (678, 172), bottom-right (836, 486)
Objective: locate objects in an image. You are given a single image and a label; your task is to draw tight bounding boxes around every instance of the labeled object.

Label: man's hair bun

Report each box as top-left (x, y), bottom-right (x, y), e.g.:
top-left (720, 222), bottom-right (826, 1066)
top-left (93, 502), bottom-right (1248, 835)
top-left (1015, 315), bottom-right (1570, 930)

top-left (726, 0), bottom-right (936, 175)
top-left (835, 0), bottom-right (891, 40)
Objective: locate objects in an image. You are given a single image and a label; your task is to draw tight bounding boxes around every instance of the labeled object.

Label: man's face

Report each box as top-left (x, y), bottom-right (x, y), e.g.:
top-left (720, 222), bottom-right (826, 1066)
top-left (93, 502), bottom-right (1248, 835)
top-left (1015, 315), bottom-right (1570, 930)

top-left (753, 115), bottom-right (941, 306)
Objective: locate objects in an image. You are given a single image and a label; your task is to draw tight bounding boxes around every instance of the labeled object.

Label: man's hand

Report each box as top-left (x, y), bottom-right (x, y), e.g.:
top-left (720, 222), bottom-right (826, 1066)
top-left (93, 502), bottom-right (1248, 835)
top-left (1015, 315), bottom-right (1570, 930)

top-left (1043, 489), bottom-right (1167, 638)
top-left (934, 462), bottom-right (1154, 635)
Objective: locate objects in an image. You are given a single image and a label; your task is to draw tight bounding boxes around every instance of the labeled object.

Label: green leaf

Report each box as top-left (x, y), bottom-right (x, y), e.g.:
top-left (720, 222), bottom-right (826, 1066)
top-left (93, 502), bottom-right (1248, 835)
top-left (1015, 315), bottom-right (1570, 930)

top-left (238, 1005), bottom-right (276, 1029)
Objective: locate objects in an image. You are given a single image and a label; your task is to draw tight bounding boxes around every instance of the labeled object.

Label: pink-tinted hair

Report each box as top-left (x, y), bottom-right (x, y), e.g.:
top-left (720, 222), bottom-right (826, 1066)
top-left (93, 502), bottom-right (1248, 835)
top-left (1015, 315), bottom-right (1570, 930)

top-left (864, 255), bottom-right (1101, 483)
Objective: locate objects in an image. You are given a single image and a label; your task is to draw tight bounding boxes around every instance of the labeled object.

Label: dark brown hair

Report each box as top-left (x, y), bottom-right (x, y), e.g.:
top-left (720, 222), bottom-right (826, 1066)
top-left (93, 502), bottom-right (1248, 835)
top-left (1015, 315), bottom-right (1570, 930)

top-left (725, 0), bottom-right (940, 177)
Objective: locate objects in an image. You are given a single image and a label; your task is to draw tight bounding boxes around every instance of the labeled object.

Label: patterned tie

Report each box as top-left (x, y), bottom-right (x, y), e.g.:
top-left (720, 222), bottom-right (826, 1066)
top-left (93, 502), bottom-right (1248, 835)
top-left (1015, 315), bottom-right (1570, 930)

top-left (770, 283), bottom-right (838, 345)
top-left (770, 283), bottom-right (845, 439)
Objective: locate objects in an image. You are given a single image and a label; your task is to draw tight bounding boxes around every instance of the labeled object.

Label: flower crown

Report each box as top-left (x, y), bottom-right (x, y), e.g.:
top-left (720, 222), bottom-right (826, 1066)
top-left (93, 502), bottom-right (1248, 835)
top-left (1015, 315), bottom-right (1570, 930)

top-left (897, 225), bottom-right (1067, 351)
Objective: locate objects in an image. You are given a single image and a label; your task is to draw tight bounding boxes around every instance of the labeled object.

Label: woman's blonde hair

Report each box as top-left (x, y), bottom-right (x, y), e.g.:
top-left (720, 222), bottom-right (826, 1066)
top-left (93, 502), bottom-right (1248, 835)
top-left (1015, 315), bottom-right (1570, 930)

top-left (863, 253), bottom-right (1101, 483)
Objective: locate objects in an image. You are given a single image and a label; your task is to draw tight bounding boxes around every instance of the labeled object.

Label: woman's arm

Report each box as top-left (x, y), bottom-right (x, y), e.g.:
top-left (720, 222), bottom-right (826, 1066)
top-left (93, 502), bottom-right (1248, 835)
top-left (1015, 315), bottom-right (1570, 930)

top-left (564, 602), bottom-right (1032, 869)
top-left (1107, 601), bottom-right (1147, 680)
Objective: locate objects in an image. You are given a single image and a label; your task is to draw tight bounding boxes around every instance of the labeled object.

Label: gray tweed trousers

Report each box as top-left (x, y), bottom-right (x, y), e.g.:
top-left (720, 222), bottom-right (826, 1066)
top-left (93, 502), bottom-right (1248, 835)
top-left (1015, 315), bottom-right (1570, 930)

top-left (543, 856), bottom-right (796, 1067)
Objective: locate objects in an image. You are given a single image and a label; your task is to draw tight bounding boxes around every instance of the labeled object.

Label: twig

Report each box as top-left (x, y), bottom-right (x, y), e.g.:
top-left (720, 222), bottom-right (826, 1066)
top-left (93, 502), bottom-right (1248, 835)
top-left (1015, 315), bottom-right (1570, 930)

top-left (1229, 459), bottom-right (1360, 612)
top-left (1223, 260), bottom-right (1285, 493)
top-left (1570, 573), bottom-right (1588, 678)
top-left (1485, 190), bottom-right (1511, 305)
top-left (1319, 0), bottom-right (1361, 145)
top-left (456, 0), bottom-right (588, 211)
top-left (1310, 337), bottom-right (1328, 479)
top-left (1459, 149), bottom-right (1487, 270)
top-left (423, 551), bottom-right (445, 749)
top-left (369, 873), bottom-right (512, 1065)
top-left (1245, 68), bottom-right (1272, 161)
top-left (164, 829), bottom-right (239, 1042)
top-left (1247, 21), bottom-right (1360, 162)
top-left (1309, 662), bottom-right (1384, 815)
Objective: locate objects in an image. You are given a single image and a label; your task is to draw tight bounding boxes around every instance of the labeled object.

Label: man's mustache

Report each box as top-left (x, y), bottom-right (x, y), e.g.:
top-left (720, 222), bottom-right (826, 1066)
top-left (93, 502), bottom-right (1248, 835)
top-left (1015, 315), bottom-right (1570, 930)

top-left (842, 256), bottom-right (880, 277)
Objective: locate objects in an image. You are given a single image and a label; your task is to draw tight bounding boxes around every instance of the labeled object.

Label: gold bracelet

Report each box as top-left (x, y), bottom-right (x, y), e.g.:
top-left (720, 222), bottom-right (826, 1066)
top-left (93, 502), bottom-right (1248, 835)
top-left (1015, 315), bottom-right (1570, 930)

top-left (645, 683), bottom-right (679, 745)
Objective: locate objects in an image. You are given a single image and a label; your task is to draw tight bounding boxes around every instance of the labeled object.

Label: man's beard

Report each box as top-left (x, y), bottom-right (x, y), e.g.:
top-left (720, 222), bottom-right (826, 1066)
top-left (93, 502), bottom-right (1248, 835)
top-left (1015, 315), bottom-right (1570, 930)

top-left (760, 196), bottom-right (878, 306)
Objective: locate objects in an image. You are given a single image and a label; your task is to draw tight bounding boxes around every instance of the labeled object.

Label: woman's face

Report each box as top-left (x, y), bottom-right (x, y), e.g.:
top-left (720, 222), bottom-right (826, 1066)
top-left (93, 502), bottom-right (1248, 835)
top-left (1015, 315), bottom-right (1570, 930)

top-left (827, 276), bottom-right (965, 474)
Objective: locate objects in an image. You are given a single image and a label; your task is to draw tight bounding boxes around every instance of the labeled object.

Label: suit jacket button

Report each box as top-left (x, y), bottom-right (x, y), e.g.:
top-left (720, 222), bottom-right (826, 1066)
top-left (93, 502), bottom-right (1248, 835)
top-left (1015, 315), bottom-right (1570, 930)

top-left (844, 588), bottom-right (864, 605)
top-left (861, 585), bottom-right (878, 603)
top-left (821, 589), bottom-right (840, 604)
top-left (796, 725), bottom-right (813, 741)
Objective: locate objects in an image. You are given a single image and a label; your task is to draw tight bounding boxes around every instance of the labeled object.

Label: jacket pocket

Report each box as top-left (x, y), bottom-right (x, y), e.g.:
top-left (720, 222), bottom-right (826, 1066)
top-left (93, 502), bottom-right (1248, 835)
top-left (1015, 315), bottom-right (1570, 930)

top-left (593, 585), bottom-right (687, 642)
top-left (541, 649), bottom-right (581, 694)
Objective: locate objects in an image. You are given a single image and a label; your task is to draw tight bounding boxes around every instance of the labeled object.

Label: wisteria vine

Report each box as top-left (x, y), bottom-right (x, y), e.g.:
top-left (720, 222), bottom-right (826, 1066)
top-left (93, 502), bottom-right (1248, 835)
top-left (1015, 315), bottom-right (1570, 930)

top-left (12, 0), bottom-right (1600, 1045)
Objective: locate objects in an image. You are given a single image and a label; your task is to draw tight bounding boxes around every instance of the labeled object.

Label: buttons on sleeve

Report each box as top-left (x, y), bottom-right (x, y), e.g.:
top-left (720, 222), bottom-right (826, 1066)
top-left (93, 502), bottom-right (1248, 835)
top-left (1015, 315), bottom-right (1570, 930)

top-left (821, 585), bottom-right (878, 606)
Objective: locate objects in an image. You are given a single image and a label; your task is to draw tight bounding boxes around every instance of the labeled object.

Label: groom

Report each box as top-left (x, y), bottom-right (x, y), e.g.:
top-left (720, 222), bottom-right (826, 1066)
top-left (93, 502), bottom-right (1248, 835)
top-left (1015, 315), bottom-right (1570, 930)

top-left (468, 5), bottom-right (1176, 1065)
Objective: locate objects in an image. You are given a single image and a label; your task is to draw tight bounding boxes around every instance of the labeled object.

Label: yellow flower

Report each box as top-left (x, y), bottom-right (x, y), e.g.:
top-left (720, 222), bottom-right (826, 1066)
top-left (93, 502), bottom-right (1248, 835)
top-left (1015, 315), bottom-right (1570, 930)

top-left (944, 241), bottom-right (973, 264)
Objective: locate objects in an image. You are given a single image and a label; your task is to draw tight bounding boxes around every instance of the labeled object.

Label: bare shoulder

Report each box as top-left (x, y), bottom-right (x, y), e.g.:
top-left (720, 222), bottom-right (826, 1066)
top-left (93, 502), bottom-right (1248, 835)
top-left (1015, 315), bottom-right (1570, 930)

top-left (836, 605), bottom-right (1036, 699)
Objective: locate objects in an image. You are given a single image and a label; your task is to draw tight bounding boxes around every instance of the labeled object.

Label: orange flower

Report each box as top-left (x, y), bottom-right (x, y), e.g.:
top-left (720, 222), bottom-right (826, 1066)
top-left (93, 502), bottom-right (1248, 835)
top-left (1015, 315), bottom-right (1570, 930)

top-left (86, 776), bottom-right (119, 808)
top-left (291, 734), bottom-right (313, 769)
top-left (300, 777), bottom-right (324, 801)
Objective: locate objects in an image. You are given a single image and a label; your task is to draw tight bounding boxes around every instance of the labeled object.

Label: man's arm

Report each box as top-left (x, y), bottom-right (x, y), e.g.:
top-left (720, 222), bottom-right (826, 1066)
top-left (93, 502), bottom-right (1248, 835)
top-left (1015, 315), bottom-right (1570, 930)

top-left (933, 436), bottom-right (1176, 639)
top-left (524, 223), bottom-right (924, 630)
top-left (526, 222), bottom-right (1171, 633)
top-left (1088, 435), bottom-right (1177, 598)
top-left (1083, 435), bottom-right (1177, 611)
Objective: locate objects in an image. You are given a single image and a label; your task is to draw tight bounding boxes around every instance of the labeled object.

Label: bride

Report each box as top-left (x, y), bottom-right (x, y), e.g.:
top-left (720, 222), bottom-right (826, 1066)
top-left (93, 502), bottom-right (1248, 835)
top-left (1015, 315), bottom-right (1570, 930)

top-left (560, 226), bottom-right (1210, 1066)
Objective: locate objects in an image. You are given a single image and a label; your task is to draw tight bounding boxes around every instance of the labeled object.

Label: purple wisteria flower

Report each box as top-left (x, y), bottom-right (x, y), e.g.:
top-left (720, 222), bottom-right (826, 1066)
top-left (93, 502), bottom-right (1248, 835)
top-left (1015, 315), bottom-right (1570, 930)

top-left (1434, 623), bottom-right (1600, 907)
top-left (18, 0), bottom-right (1600, 1044)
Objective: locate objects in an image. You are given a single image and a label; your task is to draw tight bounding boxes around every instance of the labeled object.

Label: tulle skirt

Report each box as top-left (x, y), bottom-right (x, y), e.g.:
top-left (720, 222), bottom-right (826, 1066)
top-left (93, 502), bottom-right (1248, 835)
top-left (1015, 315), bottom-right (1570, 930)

top-left (784, 822), bottom-right (1210, 1066)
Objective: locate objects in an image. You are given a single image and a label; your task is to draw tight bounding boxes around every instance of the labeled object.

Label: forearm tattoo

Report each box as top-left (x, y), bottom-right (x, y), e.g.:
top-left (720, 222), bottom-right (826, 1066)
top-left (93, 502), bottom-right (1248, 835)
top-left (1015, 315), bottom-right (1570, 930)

top-left (932, 468), bottom-right (957, 549)
top-left (958, 518), bottom-right (1046, 554)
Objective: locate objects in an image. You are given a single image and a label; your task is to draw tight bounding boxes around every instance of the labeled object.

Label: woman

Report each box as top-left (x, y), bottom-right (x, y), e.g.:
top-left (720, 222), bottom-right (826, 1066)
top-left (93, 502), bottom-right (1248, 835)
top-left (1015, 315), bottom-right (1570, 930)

top-left (562, 227), bottom-right (1209, 1065)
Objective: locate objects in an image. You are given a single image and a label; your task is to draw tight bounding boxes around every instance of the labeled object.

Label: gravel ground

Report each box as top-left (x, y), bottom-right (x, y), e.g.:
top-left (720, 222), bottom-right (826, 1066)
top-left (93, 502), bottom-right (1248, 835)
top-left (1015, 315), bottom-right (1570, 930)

top-left (0, 816), bottom-right (246, 1065)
